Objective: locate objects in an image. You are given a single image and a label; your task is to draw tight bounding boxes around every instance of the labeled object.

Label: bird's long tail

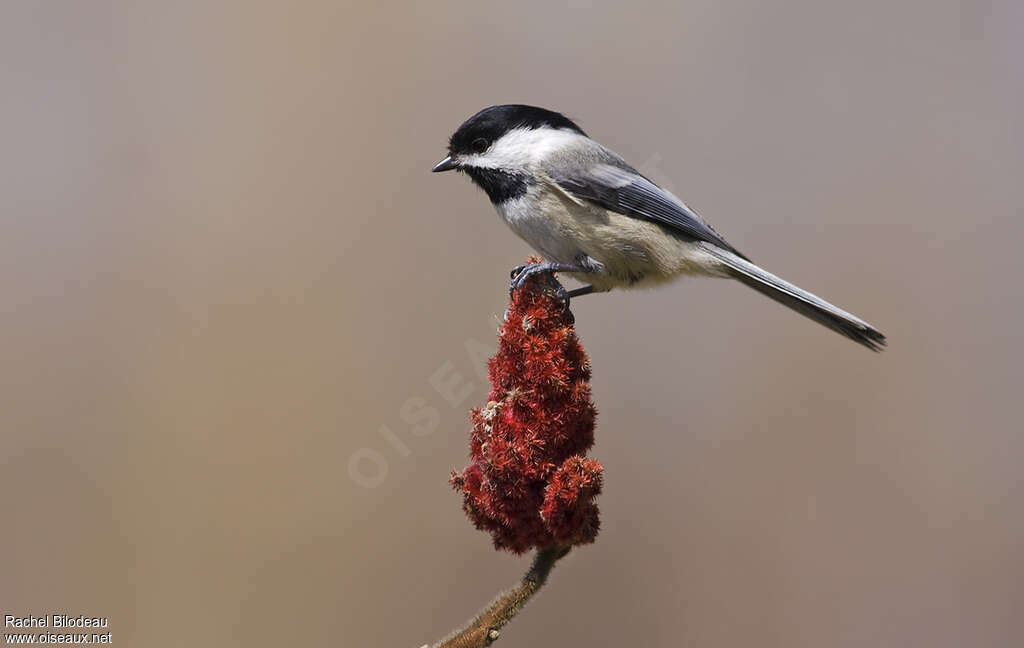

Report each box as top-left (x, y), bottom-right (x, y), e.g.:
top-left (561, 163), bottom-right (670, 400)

top-left (699, 243), bottom-right (887, 351)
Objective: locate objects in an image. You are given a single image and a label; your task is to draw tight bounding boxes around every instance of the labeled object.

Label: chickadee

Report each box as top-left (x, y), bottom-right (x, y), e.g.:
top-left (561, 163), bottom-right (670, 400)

top-left (433, 104), bottom-right (886, 351)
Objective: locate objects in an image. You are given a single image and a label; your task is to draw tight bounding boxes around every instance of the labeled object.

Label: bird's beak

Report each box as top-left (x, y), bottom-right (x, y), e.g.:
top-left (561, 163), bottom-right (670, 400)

top-left (431, 155), bottom-right (458, 172)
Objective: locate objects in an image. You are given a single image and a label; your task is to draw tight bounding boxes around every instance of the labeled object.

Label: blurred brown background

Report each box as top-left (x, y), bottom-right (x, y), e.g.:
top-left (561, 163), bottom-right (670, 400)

top-left (1, 1), bottom-right (1022, 646)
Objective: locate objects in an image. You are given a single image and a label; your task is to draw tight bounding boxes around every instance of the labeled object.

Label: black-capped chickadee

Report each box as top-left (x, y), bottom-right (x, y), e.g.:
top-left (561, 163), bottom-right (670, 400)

top-left (433, 105), bottom-right (886, 351)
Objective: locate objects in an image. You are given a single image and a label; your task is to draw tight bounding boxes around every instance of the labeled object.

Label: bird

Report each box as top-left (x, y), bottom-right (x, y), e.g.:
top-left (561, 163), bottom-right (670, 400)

top-left (432, 104), bottom-right (886, 351)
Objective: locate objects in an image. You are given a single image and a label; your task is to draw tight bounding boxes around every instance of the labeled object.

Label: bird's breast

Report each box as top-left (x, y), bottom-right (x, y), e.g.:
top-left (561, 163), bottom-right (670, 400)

top-left (495, 186), bottom-right (588, 264)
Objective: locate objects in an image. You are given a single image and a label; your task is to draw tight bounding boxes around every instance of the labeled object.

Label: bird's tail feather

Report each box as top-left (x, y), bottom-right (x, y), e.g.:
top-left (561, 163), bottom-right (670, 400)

top-left (700, 243), bottom-right (887, 351)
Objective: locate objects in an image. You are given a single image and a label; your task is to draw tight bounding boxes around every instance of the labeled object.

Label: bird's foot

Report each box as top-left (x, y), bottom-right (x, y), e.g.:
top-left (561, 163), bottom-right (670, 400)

top-left (509, 262), bottom-right (593, 322)
top-left (509, 261), bottom-right (591, 294)
top-left (510, 262), bottom-right (560, 295)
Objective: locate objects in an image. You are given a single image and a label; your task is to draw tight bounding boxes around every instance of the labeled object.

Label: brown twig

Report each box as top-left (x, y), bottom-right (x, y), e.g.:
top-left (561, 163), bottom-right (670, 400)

top-left (425, 546), bottom-right (571, 648)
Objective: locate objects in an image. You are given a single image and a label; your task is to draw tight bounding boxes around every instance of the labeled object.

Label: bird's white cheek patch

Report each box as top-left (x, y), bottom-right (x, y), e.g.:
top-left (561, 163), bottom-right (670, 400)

top-left (458, 152), bottom-right (494, 169)
top-left (466, 127), bottom-right (588, 171)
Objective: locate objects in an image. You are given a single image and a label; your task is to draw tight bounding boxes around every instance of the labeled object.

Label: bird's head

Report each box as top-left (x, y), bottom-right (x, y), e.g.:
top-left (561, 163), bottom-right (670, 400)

top-left (432, 105), bottom-right (586, 202)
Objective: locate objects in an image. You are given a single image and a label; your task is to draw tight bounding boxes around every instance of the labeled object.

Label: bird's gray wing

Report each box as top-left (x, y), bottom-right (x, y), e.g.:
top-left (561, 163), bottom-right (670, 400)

top-left (549, 161), bottom-right (750, 261)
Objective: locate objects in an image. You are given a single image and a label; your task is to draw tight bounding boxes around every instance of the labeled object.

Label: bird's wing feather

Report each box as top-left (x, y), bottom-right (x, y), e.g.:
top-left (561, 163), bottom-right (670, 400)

top-left (548, 161), bottom-right (749, 260)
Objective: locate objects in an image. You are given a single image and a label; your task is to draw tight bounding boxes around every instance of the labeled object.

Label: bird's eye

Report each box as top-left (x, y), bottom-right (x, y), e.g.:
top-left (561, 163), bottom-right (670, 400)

top-left (471, 137), bottom-right (489, 153)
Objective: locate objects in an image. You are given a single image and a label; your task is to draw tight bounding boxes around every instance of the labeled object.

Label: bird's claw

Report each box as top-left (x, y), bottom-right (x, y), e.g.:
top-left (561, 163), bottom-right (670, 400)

top-left (509, 262), bottom-right (555, 295)
top-left (552, 283), bottom-right (574, 323)
top-left (508, 262), bottom-right (575, 322)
